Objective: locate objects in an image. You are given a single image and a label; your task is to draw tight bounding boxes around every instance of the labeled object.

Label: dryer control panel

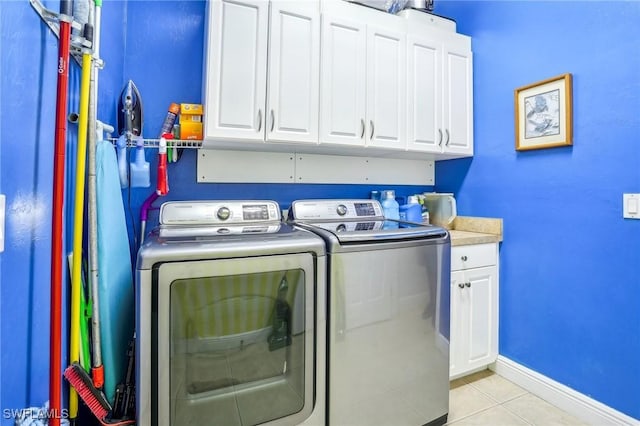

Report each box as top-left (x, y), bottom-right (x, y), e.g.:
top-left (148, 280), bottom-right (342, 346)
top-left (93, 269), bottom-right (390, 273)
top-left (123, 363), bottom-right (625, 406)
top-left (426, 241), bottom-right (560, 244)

top-left (290, 199), bottom-right (384, 221)
top-left (160, 200), bottom-right (280, 225)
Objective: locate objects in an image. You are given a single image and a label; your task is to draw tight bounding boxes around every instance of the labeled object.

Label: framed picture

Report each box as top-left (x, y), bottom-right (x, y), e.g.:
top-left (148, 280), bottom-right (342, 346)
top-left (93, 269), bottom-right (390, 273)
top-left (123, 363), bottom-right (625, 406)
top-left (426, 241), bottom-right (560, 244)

top-left (515, 73), bottom-right (573, 151)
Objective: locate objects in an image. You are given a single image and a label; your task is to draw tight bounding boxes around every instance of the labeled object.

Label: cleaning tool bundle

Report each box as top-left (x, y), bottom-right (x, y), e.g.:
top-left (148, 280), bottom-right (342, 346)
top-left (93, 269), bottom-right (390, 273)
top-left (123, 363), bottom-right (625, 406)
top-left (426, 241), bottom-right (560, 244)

top-left (63, 364), bottom-right (135, 426)
top-left (49, 2), bottom-right (73, 425)
top-left (87, 0), bottom-right (107, 397)
top-left (68, 19), bottom-right (93, 422)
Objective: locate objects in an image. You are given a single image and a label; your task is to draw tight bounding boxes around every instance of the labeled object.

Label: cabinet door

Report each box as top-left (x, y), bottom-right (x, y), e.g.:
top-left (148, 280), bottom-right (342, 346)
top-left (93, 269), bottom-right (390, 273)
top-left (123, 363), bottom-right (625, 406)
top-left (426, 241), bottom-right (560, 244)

top-left (366, 23), bottom-right (407, 149)
top-left (449, 270), bottom-right (467, 377)
top-left (319, 14), bottom-right (367, 146)
top-left (442, 33), bottom-right (473, 155)
top-left (204, 0), bottom-right (269, 141)
top-left (463, 266), bottom-right (497, 372)
top-left (406, 33), bottom-right (442, 152)
top-left (267, 1), bottom-right (320, 144)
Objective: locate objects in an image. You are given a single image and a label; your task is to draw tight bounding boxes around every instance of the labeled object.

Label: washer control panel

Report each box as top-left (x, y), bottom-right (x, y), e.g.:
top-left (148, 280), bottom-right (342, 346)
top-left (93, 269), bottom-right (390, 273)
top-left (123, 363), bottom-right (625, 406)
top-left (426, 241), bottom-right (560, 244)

top-left (290, 199), bottom-right (383, 221)
top-left (160, 200), bottom-right (280, 225)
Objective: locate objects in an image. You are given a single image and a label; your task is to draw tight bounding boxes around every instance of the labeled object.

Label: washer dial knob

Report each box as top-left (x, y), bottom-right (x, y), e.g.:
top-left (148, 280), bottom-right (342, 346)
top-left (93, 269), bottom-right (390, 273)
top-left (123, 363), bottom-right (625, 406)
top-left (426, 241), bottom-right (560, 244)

top-left (336, 204), bottom-right (347, 216)
top-left (217, 206), bottom-right (231, 221)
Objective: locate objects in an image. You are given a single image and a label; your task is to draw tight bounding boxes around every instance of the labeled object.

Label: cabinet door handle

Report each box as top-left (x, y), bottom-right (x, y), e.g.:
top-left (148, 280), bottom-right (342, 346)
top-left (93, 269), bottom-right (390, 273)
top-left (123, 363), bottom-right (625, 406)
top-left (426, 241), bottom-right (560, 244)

top-left (445, 129), bottom-right (450, 146)
top-left (461, 255), bottom-right (468, 261)
top-left (458, 283), bottom-right (465, 289)
top-left (438, 129), bottom-right (443, 146)
top-left (465, 282), bottom-right (471, 288)
top-left (370, 120), bottom-right (375, 140)
top-left (360, 119), bottom-right (365, 139)
top-left (270, 109), bottom-right (275, 132)
top-left (257, 109), bottom-right (262, 132)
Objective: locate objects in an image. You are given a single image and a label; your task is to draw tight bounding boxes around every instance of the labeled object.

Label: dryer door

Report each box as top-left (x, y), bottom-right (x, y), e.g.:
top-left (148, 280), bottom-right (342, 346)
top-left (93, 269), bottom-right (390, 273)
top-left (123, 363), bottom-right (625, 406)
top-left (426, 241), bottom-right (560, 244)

top-left (154, 253), bottom-right (316, 426)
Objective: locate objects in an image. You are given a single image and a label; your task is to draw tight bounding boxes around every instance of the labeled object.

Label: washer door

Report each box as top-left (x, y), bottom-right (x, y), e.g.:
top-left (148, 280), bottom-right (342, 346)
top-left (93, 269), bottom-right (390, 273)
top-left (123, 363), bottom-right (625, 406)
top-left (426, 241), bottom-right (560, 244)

top-left (155, 253), bottom-right (316, 426)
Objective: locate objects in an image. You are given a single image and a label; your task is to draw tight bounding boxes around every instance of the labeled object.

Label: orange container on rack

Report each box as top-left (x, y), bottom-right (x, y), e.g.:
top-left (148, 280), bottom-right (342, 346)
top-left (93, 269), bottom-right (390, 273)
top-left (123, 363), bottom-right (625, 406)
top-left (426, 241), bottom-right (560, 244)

top-left (179, 103), bottom-right (203, 140)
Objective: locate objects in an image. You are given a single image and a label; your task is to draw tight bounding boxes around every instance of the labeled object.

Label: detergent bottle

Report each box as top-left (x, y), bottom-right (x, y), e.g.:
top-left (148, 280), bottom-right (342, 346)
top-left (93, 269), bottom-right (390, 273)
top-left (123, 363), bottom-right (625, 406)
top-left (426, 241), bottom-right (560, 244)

top-left (381, 190), bottom-right (400, 229)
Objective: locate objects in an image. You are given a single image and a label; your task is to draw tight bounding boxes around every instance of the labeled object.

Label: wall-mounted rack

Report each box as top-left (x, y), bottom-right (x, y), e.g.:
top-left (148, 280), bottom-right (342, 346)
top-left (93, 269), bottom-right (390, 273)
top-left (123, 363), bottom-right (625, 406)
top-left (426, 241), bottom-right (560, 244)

top-left (108, 138), bottom-right (203, 149)
top-left (30, 0), bottom-right (104, 68)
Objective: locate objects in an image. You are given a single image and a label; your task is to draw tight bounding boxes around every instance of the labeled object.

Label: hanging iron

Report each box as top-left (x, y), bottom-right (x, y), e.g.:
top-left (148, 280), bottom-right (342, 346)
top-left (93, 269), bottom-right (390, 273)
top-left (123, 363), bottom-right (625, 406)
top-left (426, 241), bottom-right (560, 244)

top-left (116, 80), bottom-right (149, 188)
top-left (117, 80), bottom-right (143, 137)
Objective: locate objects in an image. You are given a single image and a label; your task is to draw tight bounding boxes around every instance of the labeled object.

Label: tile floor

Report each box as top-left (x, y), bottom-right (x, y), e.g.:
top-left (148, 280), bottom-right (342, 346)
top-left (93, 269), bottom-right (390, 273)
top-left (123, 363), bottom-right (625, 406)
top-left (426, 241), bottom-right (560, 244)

top-left (447, 370), bottom-right (588, 425)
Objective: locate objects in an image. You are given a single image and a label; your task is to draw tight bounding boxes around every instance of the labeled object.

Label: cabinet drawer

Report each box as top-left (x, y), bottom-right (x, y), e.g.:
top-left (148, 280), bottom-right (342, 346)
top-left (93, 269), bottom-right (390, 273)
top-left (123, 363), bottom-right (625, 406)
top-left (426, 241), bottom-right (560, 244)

top-left (451, 243), bottom-right (496, 271)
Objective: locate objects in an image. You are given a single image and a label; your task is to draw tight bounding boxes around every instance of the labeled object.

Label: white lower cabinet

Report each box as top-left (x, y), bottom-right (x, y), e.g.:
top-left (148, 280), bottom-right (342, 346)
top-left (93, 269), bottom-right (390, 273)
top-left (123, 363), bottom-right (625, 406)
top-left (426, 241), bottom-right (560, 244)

top-left (450, 243), bottom-right (499, 379)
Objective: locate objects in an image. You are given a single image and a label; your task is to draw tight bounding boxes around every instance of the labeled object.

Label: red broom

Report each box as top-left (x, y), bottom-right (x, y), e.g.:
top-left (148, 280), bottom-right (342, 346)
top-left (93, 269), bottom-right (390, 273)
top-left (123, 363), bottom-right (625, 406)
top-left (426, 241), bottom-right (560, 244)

top-left (50, 2), bottom-right (73, 425)
top-left (64, 364), bottom-right (136, 425)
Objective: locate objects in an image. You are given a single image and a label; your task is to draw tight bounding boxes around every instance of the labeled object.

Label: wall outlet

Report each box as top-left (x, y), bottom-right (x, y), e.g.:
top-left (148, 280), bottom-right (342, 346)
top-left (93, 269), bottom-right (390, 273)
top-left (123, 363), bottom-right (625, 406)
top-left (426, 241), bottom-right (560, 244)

top-left (623, 193), bottom-right (640, 219)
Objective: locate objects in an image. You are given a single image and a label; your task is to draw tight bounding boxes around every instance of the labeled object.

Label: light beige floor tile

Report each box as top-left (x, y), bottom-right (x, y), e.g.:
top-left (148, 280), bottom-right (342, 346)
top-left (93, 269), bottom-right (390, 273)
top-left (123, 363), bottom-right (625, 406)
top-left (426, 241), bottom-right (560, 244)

top-left (449, 383), bottom-right (498, 422)
top-left (447, 405), bottom-right (530, 426)
top-left (467, 373), bottom-right (528, 403)
top-left (503, 393), bottom-right (588, 426)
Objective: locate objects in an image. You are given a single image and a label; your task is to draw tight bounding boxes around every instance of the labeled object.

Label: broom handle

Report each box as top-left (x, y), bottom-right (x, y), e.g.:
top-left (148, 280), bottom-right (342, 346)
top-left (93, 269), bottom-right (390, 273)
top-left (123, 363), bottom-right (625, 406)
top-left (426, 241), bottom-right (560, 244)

top-left (50, 3), bottom-right (73, 425)
top-left (88, 0), bottom-right (104, 384)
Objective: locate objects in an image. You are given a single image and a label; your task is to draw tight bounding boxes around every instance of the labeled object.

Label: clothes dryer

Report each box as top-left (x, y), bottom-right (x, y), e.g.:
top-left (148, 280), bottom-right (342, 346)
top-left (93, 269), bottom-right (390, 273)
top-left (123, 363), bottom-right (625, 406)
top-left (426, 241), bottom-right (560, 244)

top-left (136, 200), bottom-right (326, 426)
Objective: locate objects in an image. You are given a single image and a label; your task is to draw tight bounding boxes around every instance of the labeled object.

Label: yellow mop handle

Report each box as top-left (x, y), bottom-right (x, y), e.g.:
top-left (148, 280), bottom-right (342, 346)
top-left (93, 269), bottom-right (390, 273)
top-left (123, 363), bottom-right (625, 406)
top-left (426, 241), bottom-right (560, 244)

top-left (69, 50), bottom-right (92, 420)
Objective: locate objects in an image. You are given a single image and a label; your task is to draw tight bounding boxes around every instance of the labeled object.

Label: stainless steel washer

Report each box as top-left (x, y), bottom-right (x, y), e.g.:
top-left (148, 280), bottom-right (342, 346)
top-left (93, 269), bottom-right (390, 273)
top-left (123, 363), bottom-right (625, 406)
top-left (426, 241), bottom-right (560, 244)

top-left (289, 199), bottom-right (450, 426)
top-left (136, 200), bottom-right (326, 426)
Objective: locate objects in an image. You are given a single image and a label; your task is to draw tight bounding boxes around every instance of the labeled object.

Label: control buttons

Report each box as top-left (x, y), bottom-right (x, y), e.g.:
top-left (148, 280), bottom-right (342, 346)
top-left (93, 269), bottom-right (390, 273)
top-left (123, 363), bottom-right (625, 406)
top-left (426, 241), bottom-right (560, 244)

top-left (336, 204), bottom-right (347, 216)
top-left (217, 207), bottom-right (231, 221)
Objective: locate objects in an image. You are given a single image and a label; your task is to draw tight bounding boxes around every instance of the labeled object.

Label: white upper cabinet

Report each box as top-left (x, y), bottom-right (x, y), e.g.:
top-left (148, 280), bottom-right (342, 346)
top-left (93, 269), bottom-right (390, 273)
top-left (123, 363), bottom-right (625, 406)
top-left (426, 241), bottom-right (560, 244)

top-left (204, 0), bottom-right (320, 144)
top-left (406, 32), bottom-right (441, 152)
top-left (442, 33), bottom-right (473, 156)
top-left (204, 0), bottom-right (268, 141)
top-left (405, 16), bottom-right (473, 157)
top-left (319, 15), bottom-right (367, 146)
top-left (320, 2), bottom-right (406, 150)
top-left (203, 1), bottom-right (473, 160)
top-left (267, 1), bottom-right (320, 143)
top-left (366, 23), bottom-right (407, 149)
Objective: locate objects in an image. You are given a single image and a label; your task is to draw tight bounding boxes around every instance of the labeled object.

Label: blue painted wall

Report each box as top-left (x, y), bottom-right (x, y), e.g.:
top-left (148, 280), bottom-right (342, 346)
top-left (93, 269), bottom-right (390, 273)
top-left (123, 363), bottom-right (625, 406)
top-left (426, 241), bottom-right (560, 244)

top-left (0, 1), bottom-right (431, 422)
top-left (0, 0), bottom-right (127, 422)
top-left (3, 0), bottom-right (638, 422)
top-left (434, 0), bottom-right (640, 420)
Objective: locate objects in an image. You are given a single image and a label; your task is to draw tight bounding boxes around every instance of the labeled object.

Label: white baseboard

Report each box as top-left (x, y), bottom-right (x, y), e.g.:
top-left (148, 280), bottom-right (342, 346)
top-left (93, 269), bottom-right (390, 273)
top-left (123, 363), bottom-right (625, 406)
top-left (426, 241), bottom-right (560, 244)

top-left (492, 355), bottom-right (639, 426)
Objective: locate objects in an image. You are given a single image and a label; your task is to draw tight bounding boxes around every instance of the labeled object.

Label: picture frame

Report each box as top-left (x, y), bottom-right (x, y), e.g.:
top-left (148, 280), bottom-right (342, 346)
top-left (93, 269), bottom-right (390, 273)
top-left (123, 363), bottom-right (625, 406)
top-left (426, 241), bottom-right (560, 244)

top-left (515, 73), bottom-right (573, 151)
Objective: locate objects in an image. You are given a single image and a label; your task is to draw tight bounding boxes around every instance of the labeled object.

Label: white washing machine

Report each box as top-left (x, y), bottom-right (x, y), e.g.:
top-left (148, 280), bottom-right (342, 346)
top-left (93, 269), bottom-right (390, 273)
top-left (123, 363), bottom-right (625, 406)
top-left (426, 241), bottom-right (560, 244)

top-left (136, 200), bottom-right (326, 426)
top-left (289, 199), bottom-right (450, 426)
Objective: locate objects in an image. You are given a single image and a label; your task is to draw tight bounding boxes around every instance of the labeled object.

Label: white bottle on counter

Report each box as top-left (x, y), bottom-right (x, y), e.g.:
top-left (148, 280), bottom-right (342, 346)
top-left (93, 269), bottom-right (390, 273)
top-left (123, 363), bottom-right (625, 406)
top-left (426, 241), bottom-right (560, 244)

top-left (381, 190), bottom-right (400, 229)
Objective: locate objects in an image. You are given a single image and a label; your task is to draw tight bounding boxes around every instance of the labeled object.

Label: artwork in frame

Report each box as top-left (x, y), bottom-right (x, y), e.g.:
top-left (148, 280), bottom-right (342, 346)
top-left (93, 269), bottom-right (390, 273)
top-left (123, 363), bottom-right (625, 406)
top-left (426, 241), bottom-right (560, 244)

top-left (515, 73), bottom-right (573, 151)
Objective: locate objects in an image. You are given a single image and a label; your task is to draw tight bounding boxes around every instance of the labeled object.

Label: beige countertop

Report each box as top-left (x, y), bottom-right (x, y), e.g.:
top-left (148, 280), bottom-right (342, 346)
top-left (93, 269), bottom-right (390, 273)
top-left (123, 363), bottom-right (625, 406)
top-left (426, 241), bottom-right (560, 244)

top-left (446, 216), bottom-right (503, 246)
